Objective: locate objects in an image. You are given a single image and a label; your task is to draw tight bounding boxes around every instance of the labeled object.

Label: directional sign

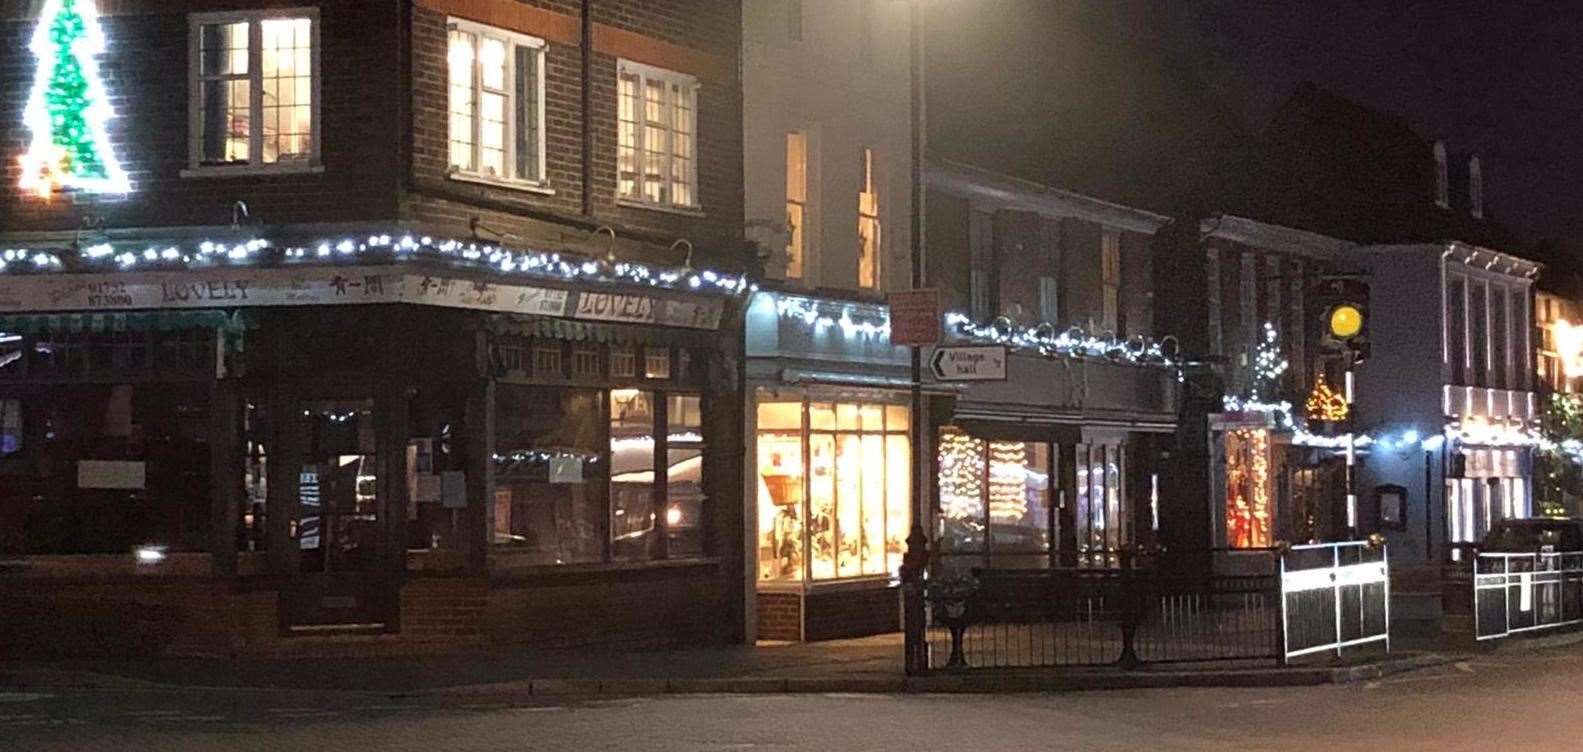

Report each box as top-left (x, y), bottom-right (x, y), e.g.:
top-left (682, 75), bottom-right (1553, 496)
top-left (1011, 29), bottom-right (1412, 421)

top-left (929, 345), bottom-right (1008, 382)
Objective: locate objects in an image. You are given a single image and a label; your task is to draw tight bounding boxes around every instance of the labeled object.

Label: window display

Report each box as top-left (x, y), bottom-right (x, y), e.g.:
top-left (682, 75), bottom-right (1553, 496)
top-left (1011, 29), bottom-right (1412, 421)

top-left (1076, 442), bottom-right (1127, 566)
top-left (756, 396), bottom-right (910, 583)
top-left (611, 389), bottom-right (658, 560)
top-left (936, 428), bottom-right (1052, 569)
top-left (1224, 429), bottom-right (1272, 549)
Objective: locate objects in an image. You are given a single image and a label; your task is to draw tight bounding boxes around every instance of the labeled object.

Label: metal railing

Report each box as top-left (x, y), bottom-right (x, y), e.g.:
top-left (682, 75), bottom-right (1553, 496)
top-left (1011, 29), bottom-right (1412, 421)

top-left (1473, 551), bottom-right (1583, 641)
top-left (907, 549), bottom-right (1283, 673)
top-left (1279, 541), bottom-right (1390, 659)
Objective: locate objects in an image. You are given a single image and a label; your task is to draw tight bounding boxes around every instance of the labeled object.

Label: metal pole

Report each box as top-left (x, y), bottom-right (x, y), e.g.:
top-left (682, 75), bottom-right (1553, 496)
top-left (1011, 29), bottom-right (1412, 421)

top-left (1344, 359), bottom-right (1357, 537)
top-left (1424, 449), bottom-right (1433, 561)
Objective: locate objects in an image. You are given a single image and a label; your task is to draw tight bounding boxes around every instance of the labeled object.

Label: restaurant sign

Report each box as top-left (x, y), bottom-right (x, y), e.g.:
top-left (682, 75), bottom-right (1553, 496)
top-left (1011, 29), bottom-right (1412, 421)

top-left (0, 266), bottom-right (723, 330)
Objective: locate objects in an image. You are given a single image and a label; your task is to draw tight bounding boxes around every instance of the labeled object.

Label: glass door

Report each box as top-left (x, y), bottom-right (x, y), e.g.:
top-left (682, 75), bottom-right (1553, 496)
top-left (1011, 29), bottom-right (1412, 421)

top-left (295, 399), bottom-right (380, 574)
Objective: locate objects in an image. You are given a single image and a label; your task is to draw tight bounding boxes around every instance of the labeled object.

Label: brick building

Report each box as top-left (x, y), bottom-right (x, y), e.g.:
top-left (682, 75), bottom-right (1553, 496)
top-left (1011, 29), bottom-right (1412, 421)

top-left (0, 0), bottom-right (752, 657)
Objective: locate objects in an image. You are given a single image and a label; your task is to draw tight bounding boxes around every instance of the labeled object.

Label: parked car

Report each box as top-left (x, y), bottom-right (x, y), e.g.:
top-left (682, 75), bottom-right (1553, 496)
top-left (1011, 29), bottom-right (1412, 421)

top-left (1481, 518), bottom-right (1583, 554)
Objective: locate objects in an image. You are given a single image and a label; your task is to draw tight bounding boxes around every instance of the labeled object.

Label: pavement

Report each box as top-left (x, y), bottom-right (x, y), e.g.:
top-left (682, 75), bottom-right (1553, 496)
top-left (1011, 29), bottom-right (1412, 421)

top-left (0, 630), bottom-right (1490, 700)
top-left (4, 638), bottom-right (1583, 751)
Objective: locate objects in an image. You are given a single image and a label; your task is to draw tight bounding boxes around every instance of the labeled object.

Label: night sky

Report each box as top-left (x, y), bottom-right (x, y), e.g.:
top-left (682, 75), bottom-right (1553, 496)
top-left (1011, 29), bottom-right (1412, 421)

top-left (926, 0), bottom-right (1582, 257)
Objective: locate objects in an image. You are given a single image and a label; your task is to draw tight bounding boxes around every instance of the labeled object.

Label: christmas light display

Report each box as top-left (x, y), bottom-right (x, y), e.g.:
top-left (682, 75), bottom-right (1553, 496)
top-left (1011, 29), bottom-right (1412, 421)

top-left (18, 0), bottom-right (129, 199)
top-left (944, 312), bottom-right (1177, 367)
top-left (775, 295), bottom-right (891, 339)
top-left (987, 441), bottom-right (1029, 521)
top-left (1225, 428), bottom-right (1272, 549)
top-left (0, 232), bottom-right (755, 296)
top-left (1304, 373), bottom-right (1349, 422)
top-left (937, 430), bottom-right (986, 522)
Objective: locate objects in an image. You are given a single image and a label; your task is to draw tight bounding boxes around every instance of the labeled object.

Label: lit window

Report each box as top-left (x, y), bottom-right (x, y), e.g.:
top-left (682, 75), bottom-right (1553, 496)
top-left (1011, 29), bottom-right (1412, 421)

top-left (190, 10), bottom-right (318, 170)
top-left (858, 148), bottom-right (882, 289)
top-left (785, 132), bottom-right (808, 279)
top-left (617, 61), bottom-right (699, 208)
top-left (1101, 229), bottom-right (1121, 334)
top-left (1225, 429), bottom-right (1271, 549)
top-left (447, 19), bottom-right (546, 185)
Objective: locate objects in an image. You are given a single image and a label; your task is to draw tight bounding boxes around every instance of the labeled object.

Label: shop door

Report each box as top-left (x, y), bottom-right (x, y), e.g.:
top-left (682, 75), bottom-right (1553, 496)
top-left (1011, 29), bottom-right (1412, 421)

top-left (280, 398), bottom-right (400, 632)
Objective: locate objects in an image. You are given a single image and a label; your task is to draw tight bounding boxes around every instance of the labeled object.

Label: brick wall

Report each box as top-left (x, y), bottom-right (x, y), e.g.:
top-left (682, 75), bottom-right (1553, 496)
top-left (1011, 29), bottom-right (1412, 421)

top-left (802, 586), bottom-right (898, 642)
top-left (405, 0), bottom-right (745, 268)
top-left (0, 2), bottom-right (404, 234)
top-left (755, 590), bottom-right (801, 641)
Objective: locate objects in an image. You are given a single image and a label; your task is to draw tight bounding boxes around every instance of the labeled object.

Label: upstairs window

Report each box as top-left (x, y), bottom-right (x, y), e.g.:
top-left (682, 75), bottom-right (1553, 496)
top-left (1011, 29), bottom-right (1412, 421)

top-left (447, 19), bottom-right (546, 186)
top-left (785, 131), bottom-right (808, 280)
top-left (189, 10), bottom-right (319, 172)
top-left (858, 148), bottom-right (882, 289)
top-left (1101, 229), bottom-right (1122, 334)
top-left (617, 61), bottom-right (699, 209)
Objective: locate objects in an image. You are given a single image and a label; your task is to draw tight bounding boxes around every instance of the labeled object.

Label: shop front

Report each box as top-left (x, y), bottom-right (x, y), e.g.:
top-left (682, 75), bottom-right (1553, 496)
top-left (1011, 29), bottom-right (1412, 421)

top-left (930, 347), bottom-right (1178, 577)
top-left (0, 240), bottom-right (748, 657)
top-left (744, 291), bottom-right (919, 641)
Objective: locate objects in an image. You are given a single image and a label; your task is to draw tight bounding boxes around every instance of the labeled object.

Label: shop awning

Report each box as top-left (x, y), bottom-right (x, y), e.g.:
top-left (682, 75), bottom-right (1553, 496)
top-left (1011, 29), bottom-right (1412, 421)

top-left (488, 314), bottom-right (716, 349)
top-left (0, 309), bottom-right (253, 335)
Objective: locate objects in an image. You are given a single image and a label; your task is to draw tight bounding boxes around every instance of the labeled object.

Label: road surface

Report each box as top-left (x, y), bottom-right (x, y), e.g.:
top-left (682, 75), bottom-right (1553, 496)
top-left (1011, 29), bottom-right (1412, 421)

top-left (2, 646), bottom-right (1576, 751)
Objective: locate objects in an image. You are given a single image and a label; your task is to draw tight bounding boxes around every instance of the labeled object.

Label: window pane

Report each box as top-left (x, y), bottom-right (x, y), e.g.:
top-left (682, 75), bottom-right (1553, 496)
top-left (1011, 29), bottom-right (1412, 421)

top-left (810, 432), bottom-right (838, 579)
top-left (448, 30), bottom-right (475, 172)
top-left (199, 22), bottom-right (248, 76)
top-left (260, 17), bottom-right (313, 163)
top-left (937, 429), bottom-right (986, 553)
top-left (1471, 283), bottom-right (1489, 387)
top-left (667, 394), bottom-right (703, 439)
top-left (480, 92), bottom-right (506, 176)
top-left (988, 442), bottom-right (1051, 567)
top-left (200, 79), bottom-right (250, 164)
top-left (492, 387), bottom-right (604, 564)
top-left (666, 447), bottom-right (705, 557)
top-left (0, 398), bottom-right (20, 456)
top-left (885, 433), bottom-right (910, 574)
top-left (758, 429), bottom-right (804, 581)
top-left (757, 400), bottom-right (803, 431)
top-left (610, 389), bottom-right (658, 560)
top-left (617, 73), bottom-right (641, 198)
top-left (861, 433), bottom-right (886, 575)
top-left (809, 402), bottom-right (836, 431)
top-left (515, 46), bottom-right (540, 181)
top-left (479, 37), bottom-right (506, 91)
top-left (859, 403), bottom-right (884, 431)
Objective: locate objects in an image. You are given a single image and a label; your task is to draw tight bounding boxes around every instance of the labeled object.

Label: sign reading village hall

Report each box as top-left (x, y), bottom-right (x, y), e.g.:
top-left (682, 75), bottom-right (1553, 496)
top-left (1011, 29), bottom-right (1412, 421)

top-left (930, 345), bottom-right (1009, 381)
top-left (0, 266), bottom-right (724, 330)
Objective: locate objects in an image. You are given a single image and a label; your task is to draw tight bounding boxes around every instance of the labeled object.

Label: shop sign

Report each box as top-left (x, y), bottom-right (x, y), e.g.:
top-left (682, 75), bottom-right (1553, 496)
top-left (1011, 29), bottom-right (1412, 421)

top-left (0, 266), bottom-right (725, 330)
top-left (930, 345), bottom-right (1008, 381)
top-left (572, 291), bottom-right (722, 329)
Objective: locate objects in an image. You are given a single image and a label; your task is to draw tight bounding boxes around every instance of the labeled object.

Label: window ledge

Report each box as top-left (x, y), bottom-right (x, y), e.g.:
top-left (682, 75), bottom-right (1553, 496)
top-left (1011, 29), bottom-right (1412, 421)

top-left (449, 171), bottom-right (556, 195)
top-left (615, 198), bottom-right (706, 218)
top-left (181, 162), bottom-right (325, 178)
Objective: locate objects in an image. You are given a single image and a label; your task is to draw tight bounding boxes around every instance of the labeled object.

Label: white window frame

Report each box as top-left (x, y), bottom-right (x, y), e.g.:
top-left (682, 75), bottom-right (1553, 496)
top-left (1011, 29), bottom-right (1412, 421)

top-left (446, 17), bottom-right (550, 192)
top-left (616, 59), bottom-right (701, 212)
top-left (184, 8), bottom-right (322, 177)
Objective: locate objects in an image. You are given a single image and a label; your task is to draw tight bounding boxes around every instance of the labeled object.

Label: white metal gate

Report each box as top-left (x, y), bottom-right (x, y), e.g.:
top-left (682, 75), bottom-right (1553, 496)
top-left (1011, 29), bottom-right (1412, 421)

top-left (1474, 552), bottom-right (1583, 641)
top-left (1280, 541), bottom-right (1391, 659)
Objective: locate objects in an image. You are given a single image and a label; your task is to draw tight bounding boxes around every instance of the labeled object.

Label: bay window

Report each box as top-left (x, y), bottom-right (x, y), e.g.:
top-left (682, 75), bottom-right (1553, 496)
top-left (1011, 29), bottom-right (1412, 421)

top-left (447, 19), bottom-right (546, 186)
top-left (617, 60), bottom-right (699, 209)
top-left (189, 9), bottom-right (319, 172)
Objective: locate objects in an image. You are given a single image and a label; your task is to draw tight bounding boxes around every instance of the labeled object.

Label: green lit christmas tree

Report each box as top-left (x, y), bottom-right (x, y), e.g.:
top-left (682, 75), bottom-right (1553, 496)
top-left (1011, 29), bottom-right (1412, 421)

top-left (19, 0), bottom-right (129, 198)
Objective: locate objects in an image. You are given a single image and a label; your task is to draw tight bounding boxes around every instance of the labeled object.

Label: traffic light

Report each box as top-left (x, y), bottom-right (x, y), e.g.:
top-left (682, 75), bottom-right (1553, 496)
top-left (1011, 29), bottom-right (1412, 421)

top-left (1314, 276), bottom-right (1369, 364)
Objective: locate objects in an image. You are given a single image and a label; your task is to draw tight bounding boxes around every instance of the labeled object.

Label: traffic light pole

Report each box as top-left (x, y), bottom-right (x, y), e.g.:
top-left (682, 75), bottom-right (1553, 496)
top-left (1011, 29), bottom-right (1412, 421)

top-left (1344, 351), bottom-right (1357, 537)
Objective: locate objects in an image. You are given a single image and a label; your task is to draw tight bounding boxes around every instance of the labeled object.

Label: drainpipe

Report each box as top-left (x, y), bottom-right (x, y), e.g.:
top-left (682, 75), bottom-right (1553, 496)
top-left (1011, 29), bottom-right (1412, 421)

top-left (581, 0), bottom-right (594, 218)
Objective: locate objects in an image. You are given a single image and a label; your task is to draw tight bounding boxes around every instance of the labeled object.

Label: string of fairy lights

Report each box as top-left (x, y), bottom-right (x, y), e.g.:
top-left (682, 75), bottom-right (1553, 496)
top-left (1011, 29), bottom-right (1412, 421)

top-left (943, 312), bottom-right (1179, 368)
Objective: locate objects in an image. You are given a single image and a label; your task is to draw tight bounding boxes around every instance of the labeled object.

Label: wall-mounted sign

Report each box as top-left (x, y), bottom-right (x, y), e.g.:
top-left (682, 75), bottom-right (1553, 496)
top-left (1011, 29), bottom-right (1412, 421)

top-left (887, 288), bottom-right (940, 346)
top-left (0, 266), bottom-right (724, 330)
top-left (929, 345), bottom-right (1008, 382)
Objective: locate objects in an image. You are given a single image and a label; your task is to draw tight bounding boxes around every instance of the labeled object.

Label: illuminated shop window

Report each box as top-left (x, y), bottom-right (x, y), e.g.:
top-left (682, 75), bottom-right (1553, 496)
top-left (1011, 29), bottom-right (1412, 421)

top-left (1225, 429), bottom-right (1271, 549)
top-left (936, 428), bottom-right (1052, 571)
top-left (756, 397), bottom-right (910, 583)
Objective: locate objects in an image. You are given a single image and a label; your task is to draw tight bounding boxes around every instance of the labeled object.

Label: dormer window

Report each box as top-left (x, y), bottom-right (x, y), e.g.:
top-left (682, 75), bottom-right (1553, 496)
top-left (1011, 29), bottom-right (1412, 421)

top-left (1469, 156), bottom-right (1484, 219)
top-left (1433, 140), bottom-right (1449, 209)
